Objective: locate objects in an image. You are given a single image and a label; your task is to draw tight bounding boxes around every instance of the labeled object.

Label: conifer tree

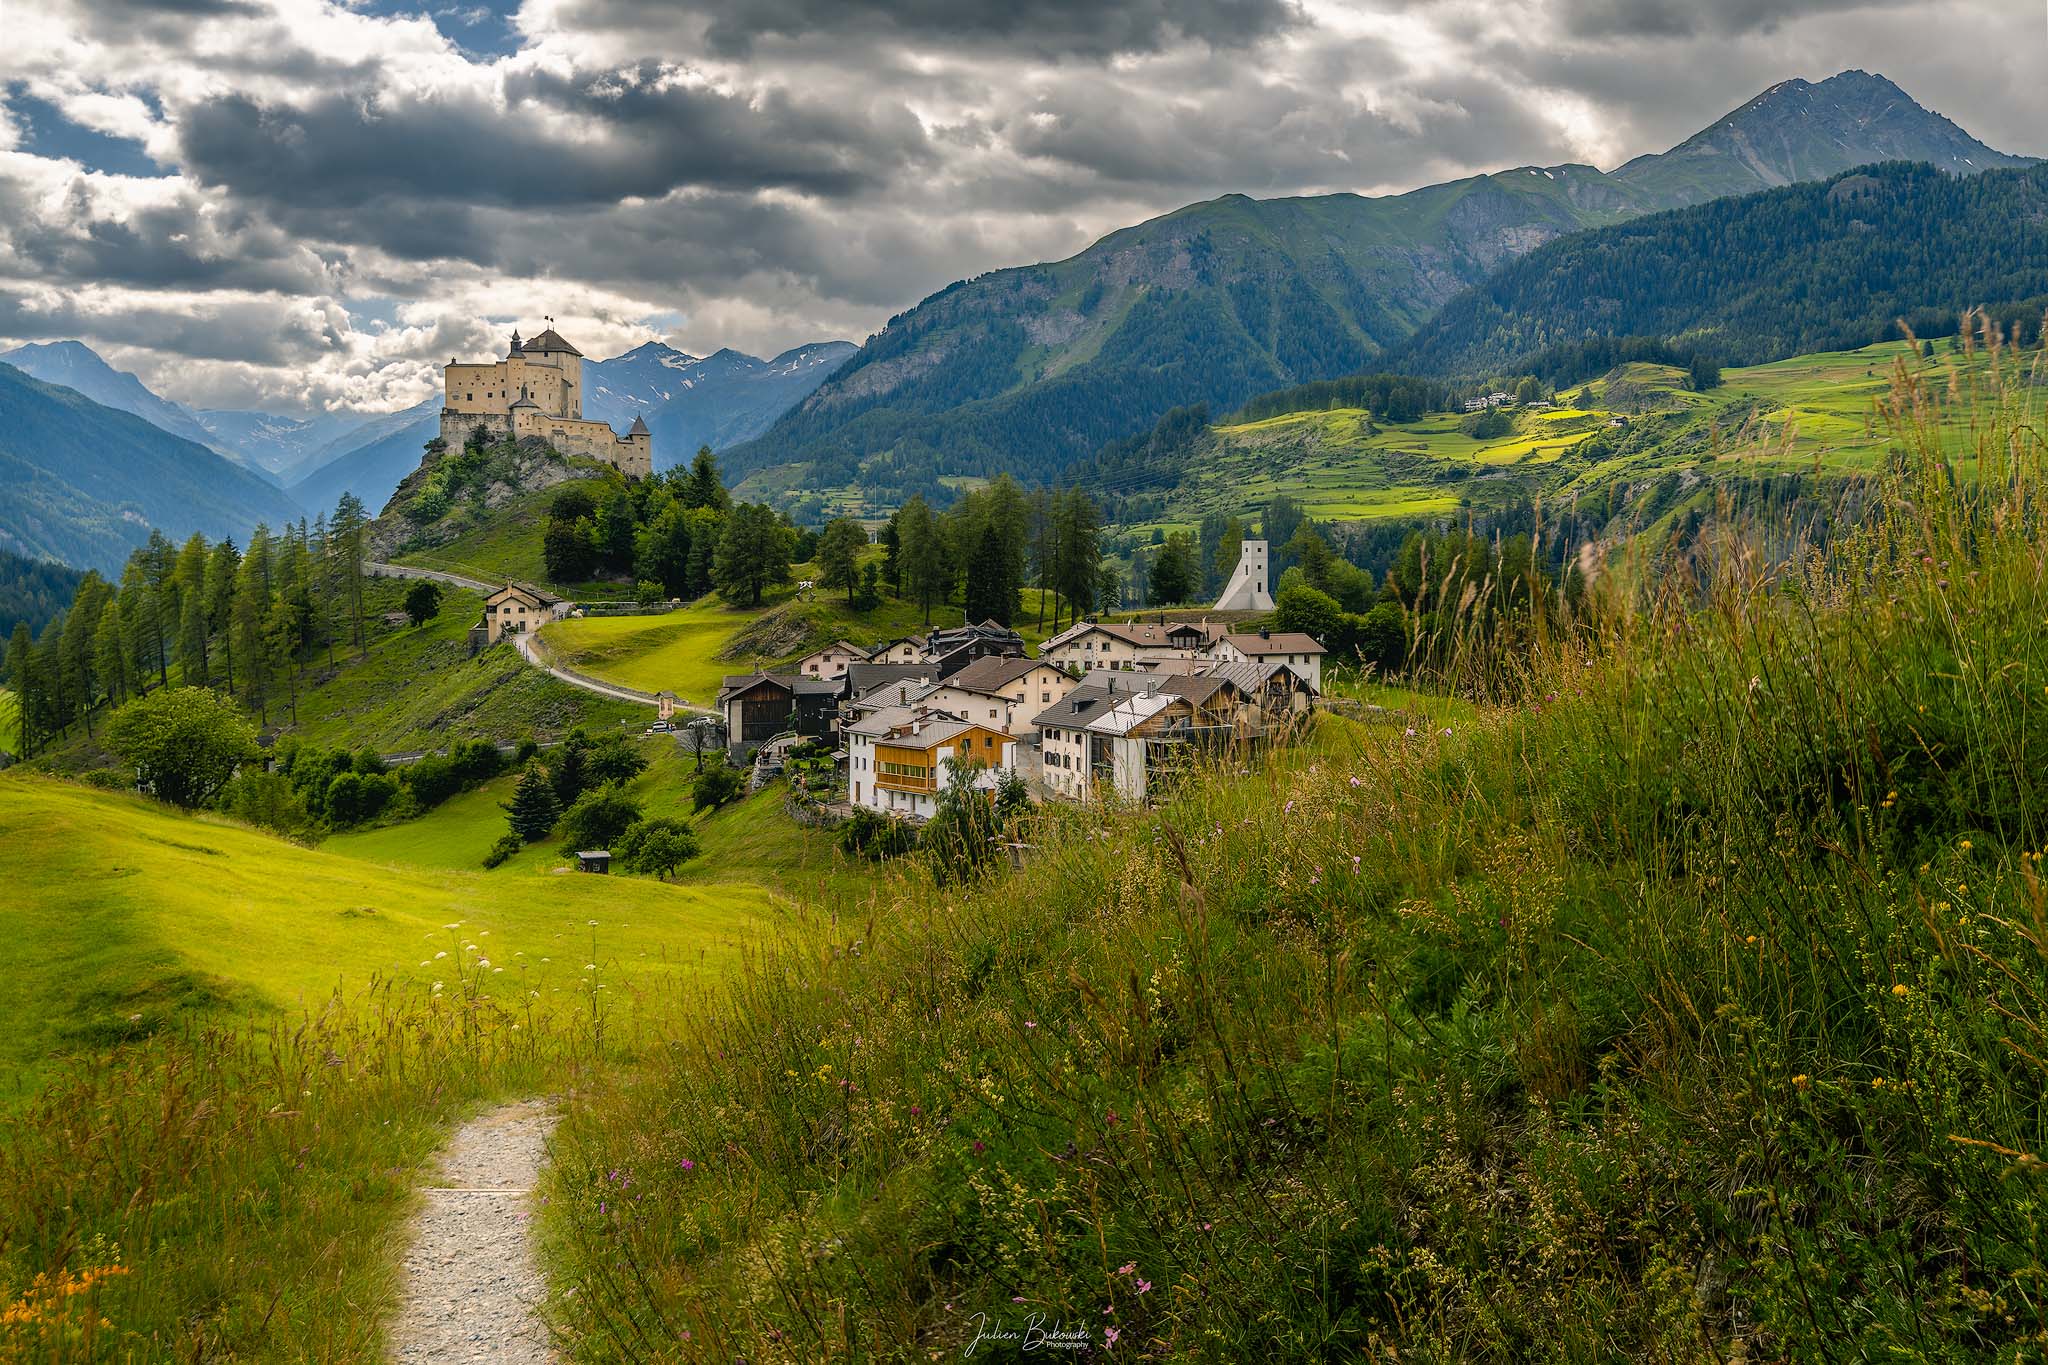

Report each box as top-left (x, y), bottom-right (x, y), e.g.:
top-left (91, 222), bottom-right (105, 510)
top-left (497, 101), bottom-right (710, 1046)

top-left (504, 764), bottom-right (563, 842)
top-left (6, 622), bottom-right (35, 756)
top-left (94, 600), bottom-right (128, 710)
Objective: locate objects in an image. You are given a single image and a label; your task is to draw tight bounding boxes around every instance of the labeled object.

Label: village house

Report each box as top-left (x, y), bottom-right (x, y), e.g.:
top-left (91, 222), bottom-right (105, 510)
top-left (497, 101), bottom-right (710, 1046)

top-left (715, 672), bottom-right (840, 758)
top-left (795, 640), bottom-right (869, 681)
top-left (866, 635), bottom-right (929, 665)
top-left (1206, 629), bottom-right (1327, 691)
top-left (1039, 619), bottom-right (1221, 672)
top-left (918, 655), bottom-right (1080, 733)
top-left (844, 705), bottom-right (1015, 820)
top-left (472, 582), bottom-right (563, 648)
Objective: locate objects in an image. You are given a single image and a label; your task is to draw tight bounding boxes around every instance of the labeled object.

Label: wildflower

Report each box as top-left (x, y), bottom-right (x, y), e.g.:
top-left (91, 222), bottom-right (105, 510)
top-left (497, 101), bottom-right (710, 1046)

top-left (1012, 1296), bottom-right (1025, 1304)
top-left (1349, 776), bottom-right (1361, 787)
top-left (1284, 800), bottom-right (1295, 814)
top-left (972, 1140), bottom-right (986, 1154)
top-left (1744, 935), bottom-right (1756, 945)
top-left (434, 950), bottom-right (448, 960)
top-left (1873, 1077), bottom-right (1885, 1088)
top-left (477, 958), bottom-right (490, 969)
top-left (1025, 1020), bottom-right (1037, 1029)
top-left (1441, 727), bottom-right (1452, 737)
top-left (587, 919), bottom-right (598, 927)
top-left (1105, 1327), bottom-right (1121, 1347)
top-left (1892, 983), bottom-right (1910, 997)
top-left (1136, 1280), bottom-right (1152, 1295)
top-left (1118, 1262), bottom-right (1136, 1276)
top-left (1960, 839), bottom-right (1974, 852)
top-left (1792, 1075), bottom-right (1810, 1091)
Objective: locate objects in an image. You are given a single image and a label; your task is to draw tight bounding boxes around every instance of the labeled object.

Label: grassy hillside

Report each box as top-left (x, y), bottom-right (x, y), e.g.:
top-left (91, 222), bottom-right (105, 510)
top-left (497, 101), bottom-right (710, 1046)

top-left (282, 578), bottom-right (646, 751)
top-left (327, 741), bottom-right (883, 908)
top-left (0, 775), bottom-right (773, 1095)
top-left (538, 587), bottom-right (1056, 704)
top-left (534, 361), bottom-right (2048, 1359)
top-left (1139, 338), bottom-right (2025, 534)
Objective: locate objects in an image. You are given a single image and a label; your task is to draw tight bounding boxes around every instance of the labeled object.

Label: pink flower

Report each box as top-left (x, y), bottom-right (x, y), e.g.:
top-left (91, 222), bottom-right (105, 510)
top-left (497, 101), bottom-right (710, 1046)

top-left (1105, 1327), bottom-right (1121, 1347)
top-left (1349, 776), bottom-right (1361, 787)
top-left (1024, 1020), bottom-right (1037, 1029)
top-left (678, 1158), bottom-right (695, 1171)
top-left (1136, 1280), bottom-right (1152, 1294)
top-left (1118, 1262), bottom-right (1136, 1276)
top-left (972, 1140), bottom-right (986, 1154)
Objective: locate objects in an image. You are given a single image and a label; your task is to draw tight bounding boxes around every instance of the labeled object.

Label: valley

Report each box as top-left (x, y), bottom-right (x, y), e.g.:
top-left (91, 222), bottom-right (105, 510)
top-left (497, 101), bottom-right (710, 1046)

top-left (6, 33), bottom-right (2048, 1363)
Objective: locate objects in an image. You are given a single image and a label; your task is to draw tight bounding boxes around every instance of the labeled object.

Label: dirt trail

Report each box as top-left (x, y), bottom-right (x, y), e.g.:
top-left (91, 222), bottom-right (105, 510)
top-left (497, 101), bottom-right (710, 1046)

top-left (389, 1099), bottom-right (559, 1363)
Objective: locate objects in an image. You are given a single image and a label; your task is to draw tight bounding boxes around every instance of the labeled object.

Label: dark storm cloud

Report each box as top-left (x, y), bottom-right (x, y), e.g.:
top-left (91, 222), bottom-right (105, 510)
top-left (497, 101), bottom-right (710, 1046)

top-left (1551, 0), bottom-right (1922, 38)
top-left (177, 67), bottom-right (924, 220)
top-left (554, 0), bottom-right (1300, 60)
top-left (0, 288), bottom-right (346, 366)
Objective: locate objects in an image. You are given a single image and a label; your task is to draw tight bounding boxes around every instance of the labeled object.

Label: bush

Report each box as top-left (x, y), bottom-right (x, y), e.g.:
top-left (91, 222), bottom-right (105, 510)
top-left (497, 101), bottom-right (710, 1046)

top-left (103, 686), bottom-right (258, 809)
top-left (324, 770), bottom-right (398, 827)
top-left (557, 784), bottom-right (643, 852)
top-left (692, 763), bottom-right (744, 812)
top-left (583, 733), bottom-right (649, 788)
top-left (838, 807), bottom-right (916, 860)
top-left (482, 833), bottom-right (523, 869)
top-left (615, 817), bottom-right (701, 879)
top-left (401, 754), bottom-right (463, 809)
top-left (218, 770), bottom-right (313, 836)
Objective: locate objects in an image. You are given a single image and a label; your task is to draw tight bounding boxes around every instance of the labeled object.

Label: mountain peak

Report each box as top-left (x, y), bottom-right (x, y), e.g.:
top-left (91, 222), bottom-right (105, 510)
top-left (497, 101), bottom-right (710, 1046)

top-left (1612, 69), bottom-right (2032, 207)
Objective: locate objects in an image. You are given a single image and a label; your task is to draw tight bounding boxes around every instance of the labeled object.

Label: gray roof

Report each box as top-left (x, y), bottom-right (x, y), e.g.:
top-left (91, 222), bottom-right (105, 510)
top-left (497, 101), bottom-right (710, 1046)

top-left (525, 327), bottom-right (583, 356)
top-left (945, 654), bottom-right (1060, 693)
top-left (1030, 683), bottom-right (1121, 730)
top-left (1085, 691), bottom-right (1184, 737)
top-left (626, 413), bottom-right (650, 436)
top-left (845, 662), bottom-right (930, 696)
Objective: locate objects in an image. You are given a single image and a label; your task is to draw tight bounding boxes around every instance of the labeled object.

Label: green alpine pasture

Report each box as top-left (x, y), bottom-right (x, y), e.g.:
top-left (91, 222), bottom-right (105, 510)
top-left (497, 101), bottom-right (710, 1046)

top-left (0, 773), bottom-right (773, 1094)
top-left (1159, 339), bottom-right (2020, 528)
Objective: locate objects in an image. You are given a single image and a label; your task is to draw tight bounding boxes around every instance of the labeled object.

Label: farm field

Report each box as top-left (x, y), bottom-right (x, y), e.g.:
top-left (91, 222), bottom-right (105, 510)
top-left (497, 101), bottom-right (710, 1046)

top-left (0, 774), bottom-right (775, 1096)
top-left (1155, 339), bottom-right (2030, 529)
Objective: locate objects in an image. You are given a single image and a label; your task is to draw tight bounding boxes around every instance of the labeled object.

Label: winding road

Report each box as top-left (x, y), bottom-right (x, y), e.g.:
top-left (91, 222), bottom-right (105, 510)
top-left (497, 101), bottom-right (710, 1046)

top-left (365, 561), bottom-right (715, 716)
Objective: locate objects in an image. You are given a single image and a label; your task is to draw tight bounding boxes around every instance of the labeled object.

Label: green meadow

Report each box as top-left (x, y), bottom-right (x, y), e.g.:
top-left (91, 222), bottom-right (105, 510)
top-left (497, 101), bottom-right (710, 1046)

top-left (1160, 339), bottom-right (2027, 528)
top-left (0, 773), bottom-right (776, 1094)
top-left (537, 586), bottom-right (1058, 703)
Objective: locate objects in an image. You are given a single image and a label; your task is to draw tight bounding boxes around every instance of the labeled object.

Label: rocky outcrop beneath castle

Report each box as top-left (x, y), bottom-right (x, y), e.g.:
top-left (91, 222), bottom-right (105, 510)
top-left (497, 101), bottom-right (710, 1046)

top-left (368, 435), bottom-right (602, 562)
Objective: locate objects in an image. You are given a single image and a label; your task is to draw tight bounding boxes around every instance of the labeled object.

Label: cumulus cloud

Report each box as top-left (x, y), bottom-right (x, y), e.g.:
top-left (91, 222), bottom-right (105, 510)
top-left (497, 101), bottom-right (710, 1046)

top-left (0, 0), bottom-right (2037, 413)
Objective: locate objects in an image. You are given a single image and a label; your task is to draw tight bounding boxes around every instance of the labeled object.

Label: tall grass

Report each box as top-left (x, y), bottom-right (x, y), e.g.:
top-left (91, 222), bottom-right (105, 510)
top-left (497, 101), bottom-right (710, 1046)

top-left (0, 948), bottom-right (643, 1361)
top-left (540, 330), bottom-right (2048, 1359)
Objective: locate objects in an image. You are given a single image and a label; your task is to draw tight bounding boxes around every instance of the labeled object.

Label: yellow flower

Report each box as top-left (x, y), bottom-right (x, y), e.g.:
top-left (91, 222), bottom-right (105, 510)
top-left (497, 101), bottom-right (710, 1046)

top-left (1960, 839), bottom-right (1973, 852)
top-left (1873, 1077), bottom-right (1886, 1088)
top-left (1744, 934), bottom-right (1757, 945)
top-left (1792, 1074), bottom-right (1810, 1091)
top-left (1891, 984), bottom-right (1910, 997)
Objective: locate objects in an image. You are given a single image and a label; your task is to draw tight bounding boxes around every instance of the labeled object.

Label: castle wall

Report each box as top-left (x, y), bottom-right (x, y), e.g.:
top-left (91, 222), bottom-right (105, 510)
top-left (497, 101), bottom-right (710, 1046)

top-left (437, 410), bottom-right (651, 479)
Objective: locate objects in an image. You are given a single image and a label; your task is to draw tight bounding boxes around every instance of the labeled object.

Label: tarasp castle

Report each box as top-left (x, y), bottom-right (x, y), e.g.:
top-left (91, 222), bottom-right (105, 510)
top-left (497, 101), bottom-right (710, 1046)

top-left (440, 325), bottom-right (651, 478)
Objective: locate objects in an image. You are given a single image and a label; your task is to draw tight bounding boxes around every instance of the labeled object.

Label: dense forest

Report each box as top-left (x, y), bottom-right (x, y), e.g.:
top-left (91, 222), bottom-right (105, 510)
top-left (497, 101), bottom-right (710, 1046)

top-left (1391, 162), bottom-right (2048, 378)
top-left (0, 549), bottom-right (86, 641)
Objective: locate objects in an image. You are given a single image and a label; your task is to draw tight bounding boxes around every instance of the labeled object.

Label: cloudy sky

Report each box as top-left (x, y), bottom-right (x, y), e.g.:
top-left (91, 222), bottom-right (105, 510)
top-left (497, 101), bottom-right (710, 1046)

top-left (0, 0), bottom-right (2040, 417)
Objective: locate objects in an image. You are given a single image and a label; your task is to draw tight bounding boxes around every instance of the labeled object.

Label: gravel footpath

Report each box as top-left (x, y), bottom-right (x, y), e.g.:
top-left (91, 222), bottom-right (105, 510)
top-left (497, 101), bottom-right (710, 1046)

top-left (390, 1099), bottom-right (561, 1363)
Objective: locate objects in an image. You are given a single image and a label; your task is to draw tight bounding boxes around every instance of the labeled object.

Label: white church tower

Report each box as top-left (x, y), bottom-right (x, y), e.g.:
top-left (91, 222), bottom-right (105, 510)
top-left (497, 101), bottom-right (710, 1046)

top-left (1214, 539), bottom-right (1273, 611)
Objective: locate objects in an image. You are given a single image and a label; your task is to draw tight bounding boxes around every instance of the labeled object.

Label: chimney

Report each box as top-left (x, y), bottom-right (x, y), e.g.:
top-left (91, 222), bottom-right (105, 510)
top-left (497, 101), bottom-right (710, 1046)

top-left (1260, 627), bottom-right (1271, 640)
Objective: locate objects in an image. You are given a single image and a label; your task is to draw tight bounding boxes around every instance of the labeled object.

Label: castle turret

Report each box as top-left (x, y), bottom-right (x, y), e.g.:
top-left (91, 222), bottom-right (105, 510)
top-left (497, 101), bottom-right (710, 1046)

top-left (627, 413), bottom-right (650, 437)
top-left (508, 328), bottom-right (523, 357)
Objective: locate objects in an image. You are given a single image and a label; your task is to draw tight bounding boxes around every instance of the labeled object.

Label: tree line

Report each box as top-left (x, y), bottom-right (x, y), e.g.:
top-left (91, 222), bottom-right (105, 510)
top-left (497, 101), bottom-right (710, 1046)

top-left (5, 493), bottom-right (374, 757)
top-left (876, 478), bottom-right (1107, 631)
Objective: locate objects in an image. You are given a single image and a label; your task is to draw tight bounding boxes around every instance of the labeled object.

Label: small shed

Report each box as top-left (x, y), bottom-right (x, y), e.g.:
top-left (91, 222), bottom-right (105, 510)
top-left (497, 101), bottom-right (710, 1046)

top-left (576, 850), bottom-right (612, 874)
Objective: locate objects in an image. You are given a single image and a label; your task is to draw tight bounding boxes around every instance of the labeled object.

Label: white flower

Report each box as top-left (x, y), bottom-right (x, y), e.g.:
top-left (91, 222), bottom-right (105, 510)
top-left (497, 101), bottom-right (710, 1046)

top-left (477, 959), bottom-right (491, 969)
top-left (431, 981), bottom-right (444, 992)
top-left (434, 951), bottom-right (448, 960)
top-left (584, 963), bottom-right (597, 971)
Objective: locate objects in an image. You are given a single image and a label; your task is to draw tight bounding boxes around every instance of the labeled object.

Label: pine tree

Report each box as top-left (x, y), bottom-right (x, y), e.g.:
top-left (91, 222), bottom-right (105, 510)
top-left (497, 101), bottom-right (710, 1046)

top-left (330, 494), bottom-right (369, 653)
top-left (94, 600), bottom-right (128, 710)
top-left (6, 622), bottom-right (36, 756)
top-left (205, 539), bottom-right (241, 692)
top-left (504, 764), bottom-right (563, 842)
top-left (963, 522), bottom-right (1014, 626)
top-left (682, 447), bottom-right (730, 512)
top-left (815, 518), bottom-right (867, 606)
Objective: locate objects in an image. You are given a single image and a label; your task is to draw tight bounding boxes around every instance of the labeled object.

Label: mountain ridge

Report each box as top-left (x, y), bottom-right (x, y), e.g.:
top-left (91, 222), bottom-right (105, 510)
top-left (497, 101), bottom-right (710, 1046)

top-left (723, 69), bottom-right (2032, 502)
top-left (0, 362), bottom-right (307, 574)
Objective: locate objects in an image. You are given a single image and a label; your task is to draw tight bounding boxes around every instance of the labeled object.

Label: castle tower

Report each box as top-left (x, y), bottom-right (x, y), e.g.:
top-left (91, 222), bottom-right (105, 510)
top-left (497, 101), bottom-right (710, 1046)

top-left (1214, 539), bottom-right (1273, 612)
